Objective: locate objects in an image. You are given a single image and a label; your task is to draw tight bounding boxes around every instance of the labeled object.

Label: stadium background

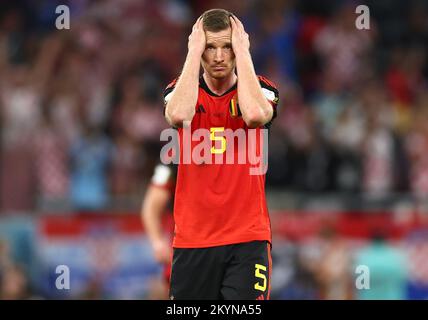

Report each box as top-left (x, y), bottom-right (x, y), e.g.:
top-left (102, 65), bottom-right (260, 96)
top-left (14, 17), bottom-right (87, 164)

top-left (0, 0), bottom-right (428, 299)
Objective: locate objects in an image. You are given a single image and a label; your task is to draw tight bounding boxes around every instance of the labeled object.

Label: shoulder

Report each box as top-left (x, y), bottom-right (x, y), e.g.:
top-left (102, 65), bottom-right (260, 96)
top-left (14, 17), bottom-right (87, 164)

top-left (164, 77), bottom-right (179, 102)
top-left (257, 75), bottom-right (279, 103)
top-left (257, 75), bottom-right (278, 91)
top-left (151, 163), bottom-right (177, 187)
top-left (165, 78), bottom-right (178, 91)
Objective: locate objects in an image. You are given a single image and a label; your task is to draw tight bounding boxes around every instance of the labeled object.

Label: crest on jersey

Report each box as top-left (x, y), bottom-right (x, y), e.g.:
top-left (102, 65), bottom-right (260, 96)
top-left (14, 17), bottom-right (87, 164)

top-left (229, 95), bottom-right (241, 117)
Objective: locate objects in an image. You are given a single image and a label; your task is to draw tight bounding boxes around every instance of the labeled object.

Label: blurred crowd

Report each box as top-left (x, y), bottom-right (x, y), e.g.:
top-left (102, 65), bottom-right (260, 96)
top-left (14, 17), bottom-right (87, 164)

top-left (0, 0), bottom-right (427, 213)
top-left (0, 217), bottom-right (418, 300)
top-left (1, 0), bottom-right (428, 300)
top-left (270, 226), bottom-right (410, 300)
top-left (0, 239), bottom-right (32, 299)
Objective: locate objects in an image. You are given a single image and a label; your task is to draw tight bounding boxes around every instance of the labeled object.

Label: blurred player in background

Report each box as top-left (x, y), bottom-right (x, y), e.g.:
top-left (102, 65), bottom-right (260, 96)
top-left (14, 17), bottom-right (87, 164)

top-left (141, 163), bottom-right (176, 299)
top-left (164, 9), bottom-right (279, 299)
top-left (354, 229), bottom-right (408, 300)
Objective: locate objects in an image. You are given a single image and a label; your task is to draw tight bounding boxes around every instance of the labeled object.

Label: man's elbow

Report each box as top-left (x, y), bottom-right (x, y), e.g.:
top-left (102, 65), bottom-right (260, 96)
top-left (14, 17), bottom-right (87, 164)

top-left (165, 106), bottom-right (194, 127)
top-left (243, 108), bottom-right (273, 128)
top-left (245, 118), bottom-right (265, 129)
top-left (165, 113), bottom-right (186, 127)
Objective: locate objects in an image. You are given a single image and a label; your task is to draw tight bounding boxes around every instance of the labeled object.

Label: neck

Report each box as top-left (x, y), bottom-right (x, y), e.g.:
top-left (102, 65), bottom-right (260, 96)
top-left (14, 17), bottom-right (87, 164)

top-left (203, 72), bottom-right (237, 96)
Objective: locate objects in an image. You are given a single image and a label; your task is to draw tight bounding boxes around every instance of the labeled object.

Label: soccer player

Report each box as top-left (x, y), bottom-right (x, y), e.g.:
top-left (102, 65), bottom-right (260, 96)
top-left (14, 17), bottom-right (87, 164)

top-left (141, 163), bottom-right (177, 298)
top-left (164, 9), bottom-right (279, 299)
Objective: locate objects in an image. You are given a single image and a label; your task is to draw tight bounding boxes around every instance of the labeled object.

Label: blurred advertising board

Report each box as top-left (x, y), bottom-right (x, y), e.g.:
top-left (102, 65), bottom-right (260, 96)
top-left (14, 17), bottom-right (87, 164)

top-left (34, 213), bottom-right (161, 299)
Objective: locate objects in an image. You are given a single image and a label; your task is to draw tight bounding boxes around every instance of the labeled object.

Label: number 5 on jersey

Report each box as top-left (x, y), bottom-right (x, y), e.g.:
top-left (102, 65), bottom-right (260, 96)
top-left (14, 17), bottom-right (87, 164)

top-left (210, 127), bottom-right (226, 154)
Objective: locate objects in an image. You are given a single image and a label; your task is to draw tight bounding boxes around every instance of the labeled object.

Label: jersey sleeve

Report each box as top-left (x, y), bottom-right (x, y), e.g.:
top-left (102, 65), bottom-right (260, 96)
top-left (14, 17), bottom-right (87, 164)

top-left (258, 75), bottom-right (280, 123)
top-left (163, 78), bottom-right (178, 106)
top-left (150, 163), bottom-right (176, 194)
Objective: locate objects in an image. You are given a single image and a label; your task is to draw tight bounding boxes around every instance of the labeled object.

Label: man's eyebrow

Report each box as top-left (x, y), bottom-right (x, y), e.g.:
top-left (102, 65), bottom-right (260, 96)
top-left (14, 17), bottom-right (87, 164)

top-left (205, 40), bottom-right (232, 46)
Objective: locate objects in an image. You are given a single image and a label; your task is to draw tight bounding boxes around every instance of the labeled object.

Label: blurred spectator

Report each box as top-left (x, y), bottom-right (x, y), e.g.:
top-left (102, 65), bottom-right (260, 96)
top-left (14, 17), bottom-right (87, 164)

top-left (314, 226), bottom-right (352, 300)
top-left (249, 0), bottom-right (300, 82)
top-left (358, 80), bottom-right (405, 196)
top-left (405, 104), bottom-right (428, 198)
top-left (295, 13), bottom-right (325, 96)
top-left (0, 64), bottom-right (40, 211)
top-left (110, 132), bottom-right (144, 197)
top-left (286, 241), bottom-right (321, 299)
top-left (311, 72), bottom-right (347, 142)
top-left (69, 124), bottom-right (113, 210)
top-left (354, 229), bottom-right (408, 300)
top-left (331, 104), bottom-right (363, 192)
top-left (0, 238), bottom-right (12, 270)
top-left (113, 74), bottom-right (165, 145)
top-left (385, 48), bottom-right (423, 108)
top-left (361, 109), bottom-right (395, 196)
top-left (33, 106), bottom-right (69, 209)
top-left (0, 239), bottom-right (33, 300)
top-left (0, 264), bottom-right (32, 300)
top-left (314, 1), bottom-right (373, 91)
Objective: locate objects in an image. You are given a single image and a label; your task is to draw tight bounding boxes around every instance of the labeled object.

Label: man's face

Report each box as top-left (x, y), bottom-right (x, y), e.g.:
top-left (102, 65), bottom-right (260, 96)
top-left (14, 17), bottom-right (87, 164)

top-left (202, 28), bottom-right (235, 80)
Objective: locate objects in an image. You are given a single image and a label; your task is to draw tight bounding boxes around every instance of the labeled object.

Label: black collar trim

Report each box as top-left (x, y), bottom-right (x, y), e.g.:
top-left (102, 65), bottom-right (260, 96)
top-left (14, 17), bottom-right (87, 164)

top-left (199, 75), bottom-right (237, 97)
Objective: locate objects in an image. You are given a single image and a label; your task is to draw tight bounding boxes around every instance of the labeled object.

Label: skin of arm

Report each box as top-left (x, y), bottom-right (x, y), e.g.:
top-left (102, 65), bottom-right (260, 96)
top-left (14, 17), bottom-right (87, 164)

top-left (165, 17), bottom-right (206, 127)
top-left (230, 16), bottom-right (273, 128)
top-left (141, 185), bottom-right (172, 264)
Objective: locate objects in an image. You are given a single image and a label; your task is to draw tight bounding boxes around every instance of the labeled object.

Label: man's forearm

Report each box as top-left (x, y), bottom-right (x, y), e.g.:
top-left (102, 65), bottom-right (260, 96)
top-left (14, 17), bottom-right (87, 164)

top-left (235, 50), bottom-right (273, 128)
top-left (165, 52), bottom-right (201, 127)
top-left (142, 202), bottom-right (164, 244)
top-left (144, 212), bottom-right (164, 244)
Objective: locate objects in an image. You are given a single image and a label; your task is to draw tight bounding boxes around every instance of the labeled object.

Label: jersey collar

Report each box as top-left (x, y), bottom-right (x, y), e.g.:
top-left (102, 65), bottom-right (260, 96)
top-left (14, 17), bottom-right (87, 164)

top-left (199, 75), bottom-right (237, 97)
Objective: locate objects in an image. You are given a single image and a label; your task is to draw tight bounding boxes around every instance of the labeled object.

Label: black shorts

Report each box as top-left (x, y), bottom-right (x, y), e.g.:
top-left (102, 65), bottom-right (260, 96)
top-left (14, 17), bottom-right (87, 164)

top-left (169, 240), bottom-right (272, 300)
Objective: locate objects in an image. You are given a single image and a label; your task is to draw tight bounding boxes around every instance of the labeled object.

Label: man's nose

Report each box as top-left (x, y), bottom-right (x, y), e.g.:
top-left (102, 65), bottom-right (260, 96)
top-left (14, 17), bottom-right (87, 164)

top-left (214, 48), bottom-right (224, 62)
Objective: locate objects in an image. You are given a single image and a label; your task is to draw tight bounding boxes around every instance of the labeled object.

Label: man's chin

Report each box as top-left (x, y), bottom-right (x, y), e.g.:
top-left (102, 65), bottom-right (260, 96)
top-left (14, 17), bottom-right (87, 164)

top-left (209, 70), bottom-right (230, 79)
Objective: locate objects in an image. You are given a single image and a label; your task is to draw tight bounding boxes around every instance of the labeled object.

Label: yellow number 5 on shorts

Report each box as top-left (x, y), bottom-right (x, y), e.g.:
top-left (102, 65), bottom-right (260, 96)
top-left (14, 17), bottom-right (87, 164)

top-left (254, 264), bottom-right (267, 292)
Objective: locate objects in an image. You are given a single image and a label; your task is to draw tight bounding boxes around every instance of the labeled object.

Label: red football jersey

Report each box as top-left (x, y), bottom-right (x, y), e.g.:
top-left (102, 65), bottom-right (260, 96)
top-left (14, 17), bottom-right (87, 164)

top-left (164, 75), bottom-right (279, 248)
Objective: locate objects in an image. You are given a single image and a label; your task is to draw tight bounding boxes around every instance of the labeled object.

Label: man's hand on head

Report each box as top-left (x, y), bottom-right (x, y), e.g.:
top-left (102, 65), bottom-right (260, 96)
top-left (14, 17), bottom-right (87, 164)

top-left (188, 16), bottom-right (206, 57)
top-left (230, 15), bottom-right (250, 54)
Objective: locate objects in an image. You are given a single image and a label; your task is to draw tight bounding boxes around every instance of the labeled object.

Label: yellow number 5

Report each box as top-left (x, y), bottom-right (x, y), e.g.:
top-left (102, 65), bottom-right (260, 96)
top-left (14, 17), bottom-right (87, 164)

top-left (254, 264), bottom-right (267, 292)
top-left (210, 127), bottom-right (226, 154)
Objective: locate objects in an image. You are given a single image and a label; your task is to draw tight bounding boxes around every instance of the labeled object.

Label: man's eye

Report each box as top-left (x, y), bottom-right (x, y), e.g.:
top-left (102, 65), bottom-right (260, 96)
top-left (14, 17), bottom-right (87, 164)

top-left (206, 46), bottom-right (215, 50)
top-left (224, 45), bottom-right (232, 49)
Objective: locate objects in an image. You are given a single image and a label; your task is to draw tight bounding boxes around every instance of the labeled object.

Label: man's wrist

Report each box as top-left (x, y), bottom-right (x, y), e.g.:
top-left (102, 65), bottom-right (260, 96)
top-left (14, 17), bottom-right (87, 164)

top-left (183, 50), bottom-right (202, 75)
top-left (233, 47), bottom-right (251, 58)
top-left (186, 49), bottom-right (203, 62)
top-left (151, 236), bottom-right (165, 245)
top-left (153, 239), bottom-right (166, 247)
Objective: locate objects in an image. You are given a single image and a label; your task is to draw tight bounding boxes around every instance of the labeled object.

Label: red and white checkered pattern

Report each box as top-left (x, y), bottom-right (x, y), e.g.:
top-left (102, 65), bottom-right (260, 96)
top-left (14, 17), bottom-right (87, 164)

top-left (401, 241), bottom-right (428, 284)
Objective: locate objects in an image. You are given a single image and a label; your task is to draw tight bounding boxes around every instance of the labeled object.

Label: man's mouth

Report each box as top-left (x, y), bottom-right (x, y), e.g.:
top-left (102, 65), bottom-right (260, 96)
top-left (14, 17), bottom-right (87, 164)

top-left (213, 66), bottom-right (226, 71)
